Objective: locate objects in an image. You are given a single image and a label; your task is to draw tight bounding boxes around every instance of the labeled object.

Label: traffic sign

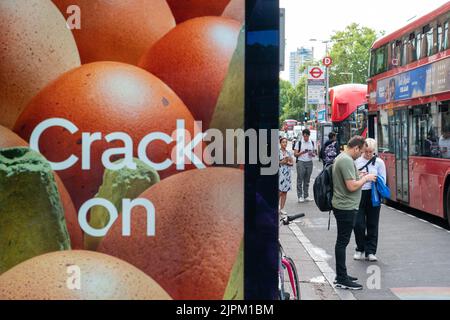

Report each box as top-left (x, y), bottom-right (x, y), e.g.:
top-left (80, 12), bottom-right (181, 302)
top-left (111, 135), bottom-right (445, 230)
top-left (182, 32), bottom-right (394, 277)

top-left (322, 57), bottom-right (333, 67)
top-left (308, 66), bottom-right (325, 80)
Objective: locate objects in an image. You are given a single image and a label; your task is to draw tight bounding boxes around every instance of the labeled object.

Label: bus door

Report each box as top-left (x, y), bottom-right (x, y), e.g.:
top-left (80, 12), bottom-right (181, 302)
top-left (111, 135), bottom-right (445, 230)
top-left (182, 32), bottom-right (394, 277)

top-left (393, 109), bottom-right (409, 203)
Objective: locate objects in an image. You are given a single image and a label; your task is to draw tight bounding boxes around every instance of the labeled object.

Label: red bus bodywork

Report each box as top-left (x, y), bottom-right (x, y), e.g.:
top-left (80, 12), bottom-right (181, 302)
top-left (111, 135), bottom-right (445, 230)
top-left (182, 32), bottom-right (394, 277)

top-left (330, 84), bottom-right (368, 146)
top-left (368, 3), bottom-right (450, 221)
top-left (282, 119), bottom-right (298, 131)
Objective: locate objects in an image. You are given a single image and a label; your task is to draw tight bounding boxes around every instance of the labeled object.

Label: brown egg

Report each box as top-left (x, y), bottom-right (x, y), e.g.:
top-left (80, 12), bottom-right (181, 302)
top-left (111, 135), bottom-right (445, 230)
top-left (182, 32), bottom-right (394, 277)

top-left (0, 250), bottom-right (171, 300)
top-left (222, 0), bottom-right (245, 24)
top-left (98, 168), bottom-right (244, 300)
top-left (0, 0), bottom-right (80, 129)
top-left (139, 17), bottom-right (241, 128)
top-left (0, 126), bottom-right (83, 249)
top-left (167, 0), bottom-right (231, 23)
top-left (52, 0), bottom-right (175, 65)
top-left (13, 62), bottom-right (200, 211)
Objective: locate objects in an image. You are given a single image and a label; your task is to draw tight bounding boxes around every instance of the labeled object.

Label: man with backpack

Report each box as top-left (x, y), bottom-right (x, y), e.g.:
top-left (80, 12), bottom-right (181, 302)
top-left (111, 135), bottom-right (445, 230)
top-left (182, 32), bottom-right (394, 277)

top-left (294, 129), bottom-right (316, 203)
top-left (321, 132), bottom-right (339, 167)
top-left (332, 136), bottom-right (377, 290)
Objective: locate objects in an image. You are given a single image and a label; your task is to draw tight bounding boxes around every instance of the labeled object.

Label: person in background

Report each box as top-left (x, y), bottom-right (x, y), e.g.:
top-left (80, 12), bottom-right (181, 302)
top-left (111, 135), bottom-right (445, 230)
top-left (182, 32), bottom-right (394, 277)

top-left (439, 129), bottom-right (450, 159)
top-left (332, 136), bottom-right (377, 290)
top-left (294, 129), bottom-right (316, 203)
top-left (279, 137), bottom-right (294, 215)
top-left (321, 131), bottom-right (339, 168)
top-left (353, 138), bottom-right (386, 262)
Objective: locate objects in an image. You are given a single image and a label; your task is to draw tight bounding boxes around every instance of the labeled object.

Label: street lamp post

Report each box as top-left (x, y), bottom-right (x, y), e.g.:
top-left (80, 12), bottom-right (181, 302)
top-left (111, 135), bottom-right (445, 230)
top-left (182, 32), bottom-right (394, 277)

top-left (322, 40), bottom-right (331, 107)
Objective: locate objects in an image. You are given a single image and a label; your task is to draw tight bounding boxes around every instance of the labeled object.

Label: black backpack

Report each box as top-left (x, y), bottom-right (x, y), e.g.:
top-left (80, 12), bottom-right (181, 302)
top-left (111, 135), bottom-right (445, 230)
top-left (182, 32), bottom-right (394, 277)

top-left (313, 164), bottom-right (334, 230)
top-left (313, 164), bottom-right (333, 212)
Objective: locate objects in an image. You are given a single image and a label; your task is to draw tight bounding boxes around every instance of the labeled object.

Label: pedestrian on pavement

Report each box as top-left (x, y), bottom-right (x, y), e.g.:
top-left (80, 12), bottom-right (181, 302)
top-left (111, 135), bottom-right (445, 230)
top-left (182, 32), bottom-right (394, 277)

top-left (279, 137), bottom-right (294, 215)
top-left (321, 131), bottom-right (339, 168)
top-left (353, 138), bottom-right (386, 262)
top-left (294, 129), bottom-right (316, 203)
top-left (332, 136), bottom-right (377, 290)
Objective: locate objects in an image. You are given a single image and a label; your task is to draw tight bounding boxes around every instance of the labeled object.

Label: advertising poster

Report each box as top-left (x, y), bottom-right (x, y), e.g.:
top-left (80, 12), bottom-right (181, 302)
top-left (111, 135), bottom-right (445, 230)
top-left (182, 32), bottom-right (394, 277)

top-left (0, 0), bottom-right (250, 301)
top-left (377, 57), bottom-right (450, 104)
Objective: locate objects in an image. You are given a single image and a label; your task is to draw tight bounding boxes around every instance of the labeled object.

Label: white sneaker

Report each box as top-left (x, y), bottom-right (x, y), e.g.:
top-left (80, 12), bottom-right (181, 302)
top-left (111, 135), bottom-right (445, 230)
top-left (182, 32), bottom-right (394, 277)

top-left (280, 209), bottom-right (287, 216)
top-left (367, 254), bottom-right (378, 262)
top-left (305, 197), bottom-right (314, 202)
top-left (353, 251), bottom-right (365, 261)
top-left (298, 197), bottom-right (305, 203)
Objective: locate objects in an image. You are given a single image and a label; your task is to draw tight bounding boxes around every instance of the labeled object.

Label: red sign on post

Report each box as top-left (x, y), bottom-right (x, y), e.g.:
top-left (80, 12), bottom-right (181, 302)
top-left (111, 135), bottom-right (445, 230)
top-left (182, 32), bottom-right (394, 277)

top-left (309, 67), bottom-right (324, 79)
top-left (322, 57), bottom-right (333, 67)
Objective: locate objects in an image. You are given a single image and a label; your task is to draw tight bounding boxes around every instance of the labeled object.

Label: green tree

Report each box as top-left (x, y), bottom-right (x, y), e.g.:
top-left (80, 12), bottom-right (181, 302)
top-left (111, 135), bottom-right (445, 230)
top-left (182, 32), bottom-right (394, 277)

top-left (280, 79), bottom-right (304, 126)
top-left (328, 23), bottom-right (383, 87)
top-left (280, 79), bottom-right (292, 119)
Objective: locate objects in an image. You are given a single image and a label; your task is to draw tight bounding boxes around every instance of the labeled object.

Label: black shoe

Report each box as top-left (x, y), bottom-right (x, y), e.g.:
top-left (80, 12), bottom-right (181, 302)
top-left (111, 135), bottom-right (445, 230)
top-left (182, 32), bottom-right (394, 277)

top-left (335, 279), bottom-right (363, 290)
top-left (347, 275), bottom-right (358, 282)
top-left (333, 275), bottom-right (358, 284)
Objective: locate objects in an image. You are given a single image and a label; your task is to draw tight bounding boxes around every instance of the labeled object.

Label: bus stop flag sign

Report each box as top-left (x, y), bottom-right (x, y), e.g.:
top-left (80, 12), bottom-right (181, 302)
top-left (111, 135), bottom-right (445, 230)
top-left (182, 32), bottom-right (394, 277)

top-left (323, 57), bottom-right (333, 67)
top-left (308, 67), bottom-right (325, 80)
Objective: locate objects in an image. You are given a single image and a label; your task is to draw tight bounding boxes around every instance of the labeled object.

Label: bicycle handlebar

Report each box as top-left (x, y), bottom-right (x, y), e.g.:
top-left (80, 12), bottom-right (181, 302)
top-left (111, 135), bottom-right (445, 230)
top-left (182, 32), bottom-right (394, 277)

top-left (280, 213), bottom-right (305, 225)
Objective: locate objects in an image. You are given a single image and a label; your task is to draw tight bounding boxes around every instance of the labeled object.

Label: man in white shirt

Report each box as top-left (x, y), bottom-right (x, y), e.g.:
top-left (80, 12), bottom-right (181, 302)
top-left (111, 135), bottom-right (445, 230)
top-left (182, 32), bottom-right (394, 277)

top-left (294, 129), bottom-right (316, 203)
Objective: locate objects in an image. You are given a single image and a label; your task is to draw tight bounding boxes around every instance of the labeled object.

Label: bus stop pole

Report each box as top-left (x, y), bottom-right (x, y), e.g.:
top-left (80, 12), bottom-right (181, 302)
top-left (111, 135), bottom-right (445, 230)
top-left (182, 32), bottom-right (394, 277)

top-left (305, 84), bottom-right (308, 124)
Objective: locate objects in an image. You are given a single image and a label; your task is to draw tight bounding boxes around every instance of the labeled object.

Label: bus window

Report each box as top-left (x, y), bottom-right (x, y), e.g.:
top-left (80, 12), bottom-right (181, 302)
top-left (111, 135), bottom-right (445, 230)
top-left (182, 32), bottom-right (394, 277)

top-left (388, 42), bottom-right (395, 69)
top-left (408, 33), bottom-right (416, 63)
top-left (388, 113), bottom-right (396, 153)
top-left (401, 38), bottom-right (408, 66)
top-left (412, 106), bottom-right (439, 157)
top-left (425, 25), bottom-right (434, 57)
top-left (354, 105), bottom-right (368, 136)
top-left (437, 24), bottom-right (443, 52)
top-left (375, 45), bottom-right (387, 74)
top-left (387, 41), bottom-right (393, 69)
top-left (415, 32), bottom-right (422, 60)
top-left (443, 21), bottom-right (449, 51)
top-left (378, 109), bottom-right (391, 153)
top-left (439, 103), bottom-right (450, 159)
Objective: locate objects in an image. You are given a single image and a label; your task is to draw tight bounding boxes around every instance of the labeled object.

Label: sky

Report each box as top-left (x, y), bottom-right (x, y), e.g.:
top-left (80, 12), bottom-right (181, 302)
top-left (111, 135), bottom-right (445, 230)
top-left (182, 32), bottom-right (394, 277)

top-left (280, 0), bottom-right (450, 80)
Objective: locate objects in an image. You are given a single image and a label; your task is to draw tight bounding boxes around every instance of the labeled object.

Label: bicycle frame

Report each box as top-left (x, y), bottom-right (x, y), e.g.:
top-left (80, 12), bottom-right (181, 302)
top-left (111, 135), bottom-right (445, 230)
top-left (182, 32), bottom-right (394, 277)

top-left (282, 257), bottom-right (298, 299)
top-left (278, 213), bottom-right (304, 300)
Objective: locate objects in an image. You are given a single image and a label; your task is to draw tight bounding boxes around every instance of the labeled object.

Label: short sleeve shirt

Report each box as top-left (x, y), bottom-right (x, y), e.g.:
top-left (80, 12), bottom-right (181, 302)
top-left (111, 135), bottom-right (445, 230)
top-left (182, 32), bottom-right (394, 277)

top-left (332, 152), bottom-right (361, 210)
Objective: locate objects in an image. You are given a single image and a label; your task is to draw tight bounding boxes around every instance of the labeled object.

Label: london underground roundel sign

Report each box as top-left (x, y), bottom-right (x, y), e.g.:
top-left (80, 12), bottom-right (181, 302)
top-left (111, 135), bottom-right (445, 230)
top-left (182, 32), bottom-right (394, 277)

top-left (309, 67), bottom-right (323, 79)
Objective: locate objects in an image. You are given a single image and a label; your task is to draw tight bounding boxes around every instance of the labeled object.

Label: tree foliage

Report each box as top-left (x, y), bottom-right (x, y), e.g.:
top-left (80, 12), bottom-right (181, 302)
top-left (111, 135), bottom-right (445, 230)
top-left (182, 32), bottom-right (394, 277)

top-left (328, 23), bottom-right (383, 87)
top-left (280, 23), bottom-right (383, 125)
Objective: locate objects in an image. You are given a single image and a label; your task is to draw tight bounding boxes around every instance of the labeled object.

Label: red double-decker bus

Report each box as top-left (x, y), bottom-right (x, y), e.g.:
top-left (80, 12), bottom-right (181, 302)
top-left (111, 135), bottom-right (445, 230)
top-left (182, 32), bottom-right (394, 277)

top-left (330, 84), bottom-right (368, 148)
top-left (282, 119), bottom-right (298, 131)
top-left (367, 3), bottom-right (450, 225)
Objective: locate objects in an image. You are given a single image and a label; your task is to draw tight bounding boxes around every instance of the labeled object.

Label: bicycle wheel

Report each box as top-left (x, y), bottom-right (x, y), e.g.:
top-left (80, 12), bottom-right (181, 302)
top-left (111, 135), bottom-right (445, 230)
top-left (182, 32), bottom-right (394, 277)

top-left (281, 257), bottom-right (301, 300)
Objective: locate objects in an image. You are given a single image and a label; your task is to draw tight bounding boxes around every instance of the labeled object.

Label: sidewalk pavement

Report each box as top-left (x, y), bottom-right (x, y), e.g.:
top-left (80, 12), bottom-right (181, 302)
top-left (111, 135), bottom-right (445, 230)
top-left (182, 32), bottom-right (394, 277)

top-left (279, 157), bottom-right (349, 300)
